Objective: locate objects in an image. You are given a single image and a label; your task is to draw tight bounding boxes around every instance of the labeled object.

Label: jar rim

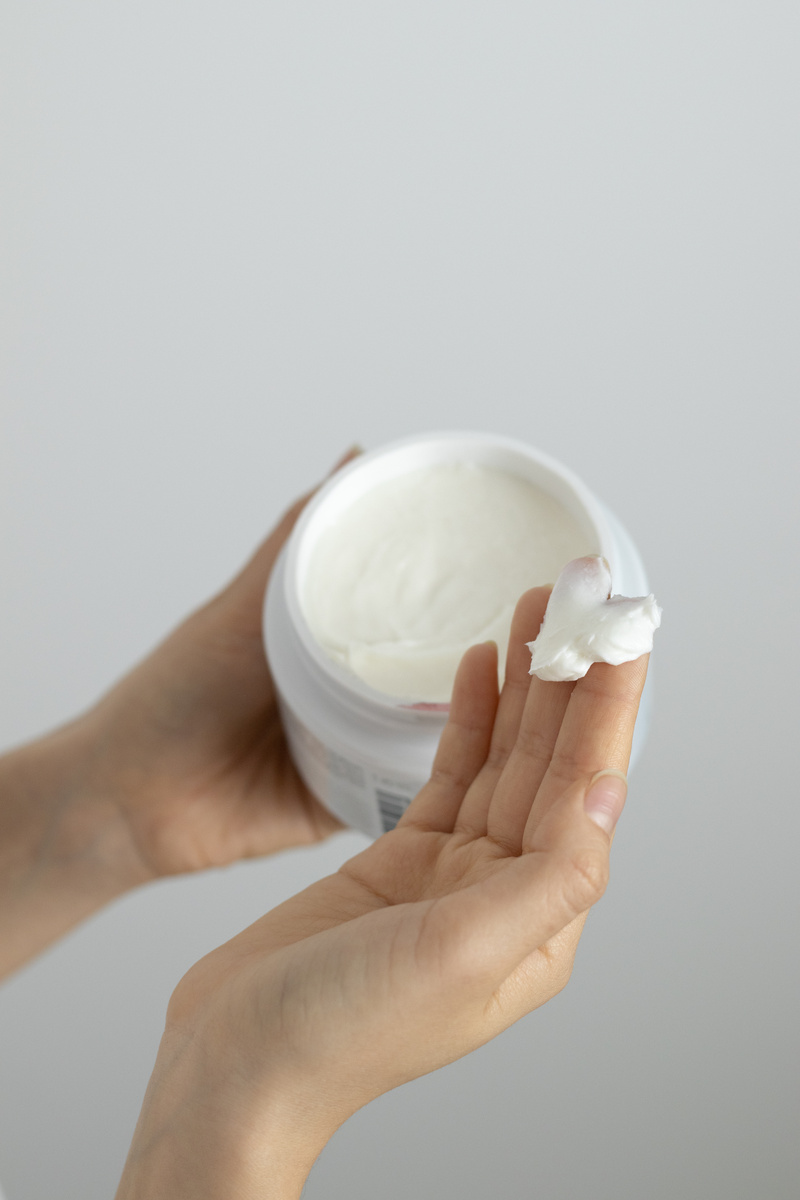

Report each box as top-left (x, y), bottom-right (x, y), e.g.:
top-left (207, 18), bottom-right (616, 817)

top-left (283, 430), bottom-right (616, 714)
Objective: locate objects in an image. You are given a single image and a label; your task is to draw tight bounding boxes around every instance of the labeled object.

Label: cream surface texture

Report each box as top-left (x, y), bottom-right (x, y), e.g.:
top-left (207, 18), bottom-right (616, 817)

top-left (302, 462), bottom-right (593, 702)
top-left (527, 556), bottom-right (661, 682)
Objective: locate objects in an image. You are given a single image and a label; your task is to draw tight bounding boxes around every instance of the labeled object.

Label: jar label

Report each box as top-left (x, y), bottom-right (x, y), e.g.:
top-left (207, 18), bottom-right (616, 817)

top-left (279, 700), bottom-right (425, 839)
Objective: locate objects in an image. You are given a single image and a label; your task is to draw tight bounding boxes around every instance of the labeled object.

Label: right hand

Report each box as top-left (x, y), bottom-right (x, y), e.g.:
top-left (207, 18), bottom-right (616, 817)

top-left (117, 587), bottom-right (647, 1199)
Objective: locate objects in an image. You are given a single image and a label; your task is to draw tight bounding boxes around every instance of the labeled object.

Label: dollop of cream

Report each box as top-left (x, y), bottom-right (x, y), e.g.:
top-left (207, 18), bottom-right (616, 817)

top-left (527, 556), bottom-right (661, 682)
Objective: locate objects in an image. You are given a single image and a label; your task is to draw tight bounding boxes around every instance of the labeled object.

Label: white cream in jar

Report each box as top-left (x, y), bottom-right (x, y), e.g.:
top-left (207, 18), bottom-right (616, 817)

top-left (301, 462), bottom-right (595, 702)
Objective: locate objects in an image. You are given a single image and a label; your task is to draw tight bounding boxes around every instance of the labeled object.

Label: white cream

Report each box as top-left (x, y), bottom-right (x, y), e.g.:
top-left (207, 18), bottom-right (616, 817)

top-left (302, 462), bottom-right (595, 702)
top-left (527, 556), bottom-right (661, 682)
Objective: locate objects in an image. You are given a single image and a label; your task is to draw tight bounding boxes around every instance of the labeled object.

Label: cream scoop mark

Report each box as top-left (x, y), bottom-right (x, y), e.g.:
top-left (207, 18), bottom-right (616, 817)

top-left (527, 556), bottom-right (662, 682)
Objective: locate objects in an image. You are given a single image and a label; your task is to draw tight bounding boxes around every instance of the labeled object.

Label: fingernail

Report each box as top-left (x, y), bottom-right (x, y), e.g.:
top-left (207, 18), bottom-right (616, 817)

top-left (584, 770), bottom-right (628, 835)
top-left (328, 444), bottom-right (363, 475)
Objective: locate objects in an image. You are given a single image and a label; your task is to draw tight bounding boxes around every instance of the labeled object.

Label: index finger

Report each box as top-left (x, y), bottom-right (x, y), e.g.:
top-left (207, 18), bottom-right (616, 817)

top-left (520, 653), bottom-right (649, 852)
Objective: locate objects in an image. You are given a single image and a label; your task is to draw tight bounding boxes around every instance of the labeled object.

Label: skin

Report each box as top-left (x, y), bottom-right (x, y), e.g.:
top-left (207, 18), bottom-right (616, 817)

top-left (0, 448), bottom-right (647, 1196)
top-left (0, 453), bottom-right (358, 980)
top-left (76, 485), bottom-right (347, 879)
top-left (117, 600), bottom-right (646, 1198)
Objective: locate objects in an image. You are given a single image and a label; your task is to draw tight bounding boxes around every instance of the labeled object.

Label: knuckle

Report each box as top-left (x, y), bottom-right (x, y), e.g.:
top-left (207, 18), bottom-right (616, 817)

top-left (580, 663), bottom-right (646, 709)
top-left (484, 741), bottom-right (512, 774)
top-left (562, 846), bottom-right (609, 913)
top-left (429, 761), bottom-right (474, 797)
top-left (549, 751), bottom-right (601, 788)
top-left (515, 723), bottom-right (554, 764)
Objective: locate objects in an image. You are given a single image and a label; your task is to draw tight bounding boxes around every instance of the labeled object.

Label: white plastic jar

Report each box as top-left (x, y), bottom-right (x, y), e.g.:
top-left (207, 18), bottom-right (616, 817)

top-left (264, 432), bottom-right (653, 839)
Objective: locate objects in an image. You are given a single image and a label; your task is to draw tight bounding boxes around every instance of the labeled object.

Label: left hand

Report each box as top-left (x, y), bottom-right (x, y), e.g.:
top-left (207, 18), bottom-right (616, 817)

top-left (81, 451), bottom-right (360, 882)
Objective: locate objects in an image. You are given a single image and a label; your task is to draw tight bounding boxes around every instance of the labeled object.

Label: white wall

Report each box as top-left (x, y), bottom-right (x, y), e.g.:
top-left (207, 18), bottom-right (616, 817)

top-left (1, 3), bottom-right (798, 1197)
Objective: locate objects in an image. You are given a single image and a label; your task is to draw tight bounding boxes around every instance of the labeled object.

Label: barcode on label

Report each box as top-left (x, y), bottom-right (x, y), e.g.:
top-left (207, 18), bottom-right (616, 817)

top-left (375, 789), bottom-right (411, 833)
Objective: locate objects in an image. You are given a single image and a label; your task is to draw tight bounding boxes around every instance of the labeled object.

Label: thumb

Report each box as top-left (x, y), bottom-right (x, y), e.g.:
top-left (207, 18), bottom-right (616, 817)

top-left (221, 445), bottom-right (363, 620)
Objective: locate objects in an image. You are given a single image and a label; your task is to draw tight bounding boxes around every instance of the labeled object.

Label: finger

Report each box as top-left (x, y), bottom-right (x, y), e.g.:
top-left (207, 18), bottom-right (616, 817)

top-left (454, 588), bottom-right (551, 839)
top-left (327, 444), bottom-right (364, 475)
top-left (520, 654), bottom-right (647, 851)
top-left (481, 667), bottom-right (575, 854)
top-left (422, 772), bottom-right (614, 989)
top-left (400, 642), bottom-right (499, 834)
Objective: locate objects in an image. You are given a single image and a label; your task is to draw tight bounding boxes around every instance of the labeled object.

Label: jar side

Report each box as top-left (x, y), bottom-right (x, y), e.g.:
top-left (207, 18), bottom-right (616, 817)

top-left (264, 551), bottom-right (443, 837)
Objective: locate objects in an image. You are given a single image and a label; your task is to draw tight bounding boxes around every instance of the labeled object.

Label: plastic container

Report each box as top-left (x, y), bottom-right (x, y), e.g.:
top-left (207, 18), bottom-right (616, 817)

top-left (264, 432), bottom-right (653, 839)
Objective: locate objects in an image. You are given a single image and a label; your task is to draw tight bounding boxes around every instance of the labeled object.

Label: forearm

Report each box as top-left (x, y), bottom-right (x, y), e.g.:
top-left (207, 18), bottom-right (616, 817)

top-left (0, 716), bottom-right (149, 980)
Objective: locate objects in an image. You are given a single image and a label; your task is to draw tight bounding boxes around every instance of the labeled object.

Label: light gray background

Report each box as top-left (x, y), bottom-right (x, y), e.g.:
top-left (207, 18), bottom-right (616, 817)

top-left (1, 3), bottom-right (798, 1197)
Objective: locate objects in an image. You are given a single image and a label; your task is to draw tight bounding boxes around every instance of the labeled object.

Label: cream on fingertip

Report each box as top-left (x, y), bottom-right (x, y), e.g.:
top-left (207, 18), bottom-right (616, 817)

top-left (527, 556), bottom-right (661, 682)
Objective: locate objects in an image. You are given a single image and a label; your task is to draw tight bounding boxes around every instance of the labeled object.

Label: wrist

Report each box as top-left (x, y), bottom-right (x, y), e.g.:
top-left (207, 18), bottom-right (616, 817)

top-left (116, 1024), bottom-right (332, 1200)
top-left (0, 716), bottom-right (150, 978)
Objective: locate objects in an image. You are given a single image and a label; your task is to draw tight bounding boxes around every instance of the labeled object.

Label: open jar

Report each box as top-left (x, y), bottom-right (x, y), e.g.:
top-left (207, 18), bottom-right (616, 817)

top-left (264, 431), bottom-right (653, 839)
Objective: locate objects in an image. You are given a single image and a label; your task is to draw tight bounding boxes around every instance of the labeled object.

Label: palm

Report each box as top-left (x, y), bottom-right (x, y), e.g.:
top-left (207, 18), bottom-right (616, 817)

top-left (89, 491), bottom-right (344, 880)
top-left (297, 823), bottom-right (558, 1034)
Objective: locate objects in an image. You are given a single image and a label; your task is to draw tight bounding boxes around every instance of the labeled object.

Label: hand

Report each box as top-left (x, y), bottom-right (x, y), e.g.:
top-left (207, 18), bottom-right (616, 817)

top-left (0, 450), bottom-right (360, 980)
top-left (81, 449), bottom-right (360, 883)
top-left (117, 588), bottom-right (648, 1198)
